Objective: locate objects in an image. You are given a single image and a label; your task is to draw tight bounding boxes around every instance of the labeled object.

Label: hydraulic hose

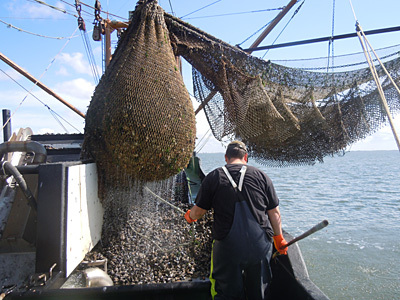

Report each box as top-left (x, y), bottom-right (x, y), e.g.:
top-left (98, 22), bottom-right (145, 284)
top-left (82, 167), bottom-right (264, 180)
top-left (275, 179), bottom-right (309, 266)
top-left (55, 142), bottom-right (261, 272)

top-left (0, 140), bottom-right (46, 210)
top-left (0, 141), bottom-right (47, 164)
top-left (1, 161), bottom-right (37, 210)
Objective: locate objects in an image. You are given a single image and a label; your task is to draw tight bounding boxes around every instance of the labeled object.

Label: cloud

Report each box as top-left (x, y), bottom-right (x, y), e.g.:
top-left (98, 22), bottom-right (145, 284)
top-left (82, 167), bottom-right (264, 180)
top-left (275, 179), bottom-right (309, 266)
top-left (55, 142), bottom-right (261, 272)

top-left (57, 52), bottom-right (92, 76)
top-left (56, 52), bottom-right (102, 80)
top-left (54, 77), bottom-right (95, 109)
top-left (55, 66), bottom-right (70, 76)
top-left (7, 0), bottom-right (67, 19)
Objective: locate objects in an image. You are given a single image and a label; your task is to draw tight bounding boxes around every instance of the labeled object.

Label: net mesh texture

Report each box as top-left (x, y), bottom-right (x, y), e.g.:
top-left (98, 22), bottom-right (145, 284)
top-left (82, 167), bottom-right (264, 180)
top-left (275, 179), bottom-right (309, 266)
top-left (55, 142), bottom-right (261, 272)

top-left (82, 1), bottom-right (196, 185)
top-left (165, 13), bottom-right (400, 166)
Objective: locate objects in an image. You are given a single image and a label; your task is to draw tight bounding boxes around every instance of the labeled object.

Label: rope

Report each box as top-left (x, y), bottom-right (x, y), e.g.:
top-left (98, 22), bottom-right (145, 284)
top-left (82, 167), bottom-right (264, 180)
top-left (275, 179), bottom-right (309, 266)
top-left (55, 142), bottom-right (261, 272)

top-left (356, 23), bottom-right (400, 151)
top-left (144, 186), bottom-right (185, 214)
top-left (348, 0), bottom-right (358, 22)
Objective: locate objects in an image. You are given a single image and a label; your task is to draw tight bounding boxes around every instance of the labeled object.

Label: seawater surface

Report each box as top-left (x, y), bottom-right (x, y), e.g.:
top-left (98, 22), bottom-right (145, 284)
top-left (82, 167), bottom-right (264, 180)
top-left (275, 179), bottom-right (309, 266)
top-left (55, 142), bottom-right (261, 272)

top-left (197, 150), bottom-right (400, 300)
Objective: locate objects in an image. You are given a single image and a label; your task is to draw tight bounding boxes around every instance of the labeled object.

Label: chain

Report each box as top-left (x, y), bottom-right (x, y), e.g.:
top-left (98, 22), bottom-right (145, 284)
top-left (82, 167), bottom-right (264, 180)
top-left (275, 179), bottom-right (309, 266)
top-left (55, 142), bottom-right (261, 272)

top-left (94, 0), bottom-right (102, 22)
top-left (92, 0), bottom-right (103, 41)
top-left (75, 0), bottom-right (86, 31)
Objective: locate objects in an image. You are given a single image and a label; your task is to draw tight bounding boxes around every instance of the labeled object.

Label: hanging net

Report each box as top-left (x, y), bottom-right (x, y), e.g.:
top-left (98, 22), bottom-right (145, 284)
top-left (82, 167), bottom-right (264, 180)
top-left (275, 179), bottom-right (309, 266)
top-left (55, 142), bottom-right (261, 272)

top-left (165, 13), bottom-right (400, 166)
top-left (82, 1), bottom-right (196, 184)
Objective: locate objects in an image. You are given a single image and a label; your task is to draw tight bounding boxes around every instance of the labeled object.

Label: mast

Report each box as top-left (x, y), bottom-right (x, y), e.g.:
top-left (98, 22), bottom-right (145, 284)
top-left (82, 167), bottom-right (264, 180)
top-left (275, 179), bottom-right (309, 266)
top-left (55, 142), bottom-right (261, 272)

top-left (246, 0), bottom-right (298, 54)
top-left (0, 52), bottom-right (86, 119)
top-left (103, 20), bottom-right (129, 68)
top-left (195, 0), bottom-right (298, 115)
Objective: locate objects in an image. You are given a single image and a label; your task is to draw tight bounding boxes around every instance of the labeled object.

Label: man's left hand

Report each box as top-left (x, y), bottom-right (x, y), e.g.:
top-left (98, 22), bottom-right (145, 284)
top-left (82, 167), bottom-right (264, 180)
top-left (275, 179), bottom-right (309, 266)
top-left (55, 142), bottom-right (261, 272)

top-left (184, 209), bottom-right (197, 224)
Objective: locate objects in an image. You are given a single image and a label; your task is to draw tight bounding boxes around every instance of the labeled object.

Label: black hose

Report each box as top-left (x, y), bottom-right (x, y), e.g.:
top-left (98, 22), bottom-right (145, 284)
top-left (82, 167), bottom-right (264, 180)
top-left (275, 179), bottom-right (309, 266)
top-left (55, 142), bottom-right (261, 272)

top-left (0, 165), bottom-right (39, 175)
top-left (1, 161), bottom-right (37, 210)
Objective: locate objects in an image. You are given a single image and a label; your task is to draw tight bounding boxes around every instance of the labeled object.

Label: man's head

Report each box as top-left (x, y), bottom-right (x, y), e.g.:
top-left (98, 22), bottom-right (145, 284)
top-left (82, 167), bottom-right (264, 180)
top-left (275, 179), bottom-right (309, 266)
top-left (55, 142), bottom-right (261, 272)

top-left (225, 140), bottom-right (248, 163)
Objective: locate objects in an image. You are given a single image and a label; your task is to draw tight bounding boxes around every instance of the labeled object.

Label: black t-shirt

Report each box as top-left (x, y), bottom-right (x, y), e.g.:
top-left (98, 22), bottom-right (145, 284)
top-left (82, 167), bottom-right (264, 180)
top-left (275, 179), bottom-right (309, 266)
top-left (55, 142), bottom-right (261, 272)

top-left (195, 163), bottom-right (279, 240)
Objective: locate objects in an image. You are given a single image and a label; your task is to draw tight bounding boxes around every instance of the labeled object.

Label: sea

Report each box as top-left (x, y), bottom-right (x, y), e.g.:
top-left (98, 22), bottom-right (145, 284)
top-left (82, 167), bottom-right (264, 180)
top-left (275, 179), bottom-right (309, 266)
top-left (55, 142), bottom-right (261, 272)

top-left (196, 150), bottom-right (400, 300)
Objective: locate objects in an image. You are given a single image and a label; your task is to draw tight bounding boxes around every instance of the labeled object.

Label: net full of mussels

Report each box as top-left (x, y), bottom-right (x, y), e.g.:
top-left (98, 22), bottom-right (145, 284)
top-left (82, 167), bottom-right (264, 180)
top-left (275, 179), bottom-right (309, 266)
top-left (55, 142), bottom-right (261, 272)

top-left (81, 0), bottom-right (210, 285)
top-left (82, 0), bottom-right (196, 185)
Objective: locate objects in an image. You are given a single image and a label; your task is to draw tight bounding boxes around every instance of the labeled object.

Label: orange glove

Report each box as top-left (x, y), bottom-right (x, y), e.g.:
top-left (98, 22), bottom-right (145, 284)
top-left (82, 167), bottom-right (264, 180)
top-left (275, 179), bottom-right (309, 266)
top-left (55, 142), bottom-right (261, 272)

top-left (184, 209), bottom-right (197, 224)
top-left (273, 234), bottom-right (288, 255)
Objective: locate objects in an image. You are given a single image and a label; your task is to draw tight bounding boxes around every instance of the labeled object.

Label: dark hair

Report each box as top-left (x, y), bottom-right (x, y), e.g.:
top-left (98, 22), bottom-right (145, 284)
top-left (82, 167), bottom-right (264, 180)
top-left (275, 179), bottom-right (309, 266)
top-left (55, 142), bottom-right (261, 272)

top-left (225, 141), bottom-right (247, 160)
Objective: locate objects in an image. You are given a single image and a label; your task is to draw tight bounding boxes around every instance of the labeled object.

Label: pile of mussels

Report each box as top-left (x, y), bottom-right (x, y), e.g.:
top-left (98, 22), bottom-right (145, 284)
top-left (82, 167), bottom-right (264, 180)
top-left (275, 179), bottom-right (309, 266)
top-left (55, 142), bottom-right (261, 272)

top-left (86, 184), bottom-right (213, 285)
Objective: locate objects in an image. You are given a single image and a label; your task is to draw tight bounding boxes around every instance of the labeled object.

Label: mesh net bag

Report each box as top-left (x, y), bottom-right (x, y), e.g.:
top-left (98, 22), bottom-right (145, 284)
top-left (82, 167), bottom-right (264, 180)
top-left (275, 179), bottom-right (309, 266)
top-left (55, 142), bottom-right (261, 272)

top-left (82, 1), bottom-right (196, 184)
top-left (165, 13), bottom-right (400, 166)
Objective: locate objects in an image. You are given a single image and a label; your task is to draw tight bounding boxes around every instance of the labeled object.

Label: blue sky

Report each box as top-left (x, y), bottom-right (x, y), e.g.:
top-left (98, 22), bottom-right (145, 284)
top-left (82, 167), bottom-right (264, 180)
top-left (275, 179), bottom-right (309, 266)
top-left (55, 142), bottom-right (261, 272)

top-left (0, 0), bottom-right (399, 152)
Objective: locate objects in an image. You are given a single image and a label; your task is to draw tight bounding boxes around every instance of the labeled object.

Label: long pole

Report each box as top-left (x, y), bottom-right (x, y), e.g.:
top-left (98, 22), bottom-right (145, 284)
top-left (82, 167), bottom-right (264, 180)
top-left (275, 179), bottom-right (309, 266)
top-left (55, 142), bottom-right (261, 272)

top-left (283, 220), bottom-right (329, 249)
top-left (273, 220), bottom-right (329, 259)
top-left (2, 109), bottom-right (11, 142)
top-left (104, 20), bottom-right (113, 69)
top-left (245, 25), bottom-right (400, 52)
top-left (0, 52), bottom-right (86, 118)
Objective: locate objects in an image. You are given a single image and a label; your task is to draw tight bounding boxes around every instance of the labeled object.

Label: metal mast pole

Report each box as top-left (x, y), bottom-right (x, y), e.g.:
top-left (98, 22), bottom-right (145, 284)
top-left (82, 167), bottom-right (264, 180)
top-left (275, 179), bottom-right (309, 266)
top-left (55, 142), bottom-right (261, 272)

top-left (195, 0), bottom-right (298, 115)
top-left (247, 0), bottom-right (298, 54)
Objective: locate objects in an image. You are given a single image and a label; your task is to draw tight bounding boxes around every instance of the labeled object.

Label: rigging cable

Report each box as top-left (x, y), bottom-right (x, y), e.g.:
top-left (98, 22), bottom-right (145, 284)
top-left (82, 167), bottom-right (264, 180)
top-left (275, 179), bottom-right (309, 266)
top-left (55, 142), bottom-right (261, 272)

top-left (348, 0), bottom-right (400, 151)
top-left (180, 0), bottom-right (222, 19)
top-left (196, 130), bottom-right (213, 153)
top-left (75, 0), bottom-right (101, 84)
top-left (261, 0), bottom-right (305, 59)
top-left (236, 7), bottom-right (285, 47)
top-left (0, 68), bottom-right (80, 133)
top-left (168, 0), bottom-right (175, 16)
top-left (30, 0), bottom-right (77, 16)
top-left (195, 128), bottom-right (211, 152)
top-left (271, 47), bottom-right (400, 71)
top-left (1, 26), bottom-right (81, 133)
top-left (238, 21), bottom-right (273, 47)
top-left (327, 0), bottom-right (336, 72)
top-left (185, 8), bottom-right (284, 20)
top-left (0, 18), bottom-right (77, 40)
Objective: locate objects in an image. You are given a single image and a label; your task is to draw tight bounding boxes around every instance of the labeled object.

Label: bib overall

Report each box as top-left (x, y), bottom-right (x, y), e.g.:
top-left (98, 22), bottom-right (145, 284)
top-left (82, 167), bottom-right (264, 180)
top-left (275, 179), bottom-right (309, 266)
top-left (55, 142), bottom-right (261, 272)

top-left (210, 166), bottom-right (273, 300)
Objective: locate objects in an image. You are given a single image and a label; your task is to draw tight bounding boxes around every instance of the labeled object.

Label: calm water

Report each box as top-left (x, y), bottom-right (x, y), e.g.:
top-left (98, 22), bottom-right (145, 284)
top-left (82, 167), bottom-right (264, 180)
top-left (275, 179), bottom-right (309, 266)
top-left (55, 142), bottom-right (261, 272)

top-left (196, 151), bottom-right (400, 300)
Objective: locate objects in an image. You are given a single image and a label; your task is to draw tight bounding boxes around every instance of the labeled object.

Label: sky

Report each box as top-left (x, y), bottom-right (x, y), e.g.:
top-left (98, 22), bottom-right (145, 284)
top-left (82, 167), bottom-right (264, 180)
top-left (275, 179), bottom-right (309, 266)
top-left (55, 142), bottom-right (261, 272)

top-left (0, 0), bottom-right (400, 153)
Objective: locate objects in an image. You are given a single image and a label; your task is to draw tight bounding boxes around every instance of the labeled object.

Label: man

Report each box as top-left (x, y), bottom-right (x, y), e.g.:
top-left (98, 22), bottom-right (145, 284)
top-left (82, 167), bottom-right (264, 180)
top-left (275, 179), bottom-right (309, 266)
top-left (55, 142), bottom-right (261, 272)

top-left (185, 141), bottom-right (288, 300)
